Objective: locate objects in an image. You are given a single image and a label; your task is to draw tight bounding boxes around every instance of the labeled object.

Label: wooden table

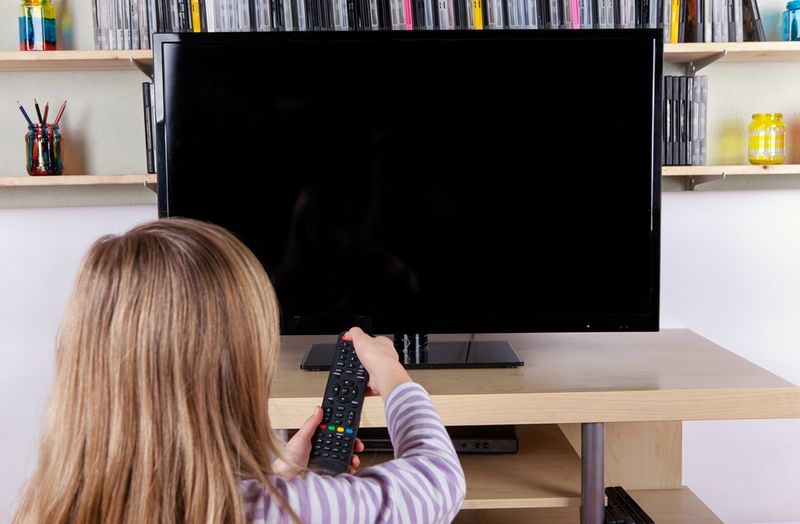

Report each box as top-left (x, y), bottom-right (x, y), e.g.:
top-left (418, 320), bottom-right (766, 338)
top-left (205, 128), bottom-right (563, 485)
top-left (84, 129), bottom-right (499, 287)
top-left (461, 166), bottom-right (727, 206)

top-left (272, 329), bottom-right (800, 522)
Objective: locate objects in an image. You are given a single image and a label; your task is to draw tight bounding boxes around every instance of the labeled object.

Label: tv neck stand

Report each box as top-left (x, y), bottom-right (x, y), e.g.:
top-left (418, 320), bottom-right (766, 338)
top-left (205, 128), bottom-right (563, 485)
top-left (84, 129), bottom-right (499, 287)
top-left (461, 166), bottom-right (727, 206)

top-left (299, 333), bottom-right (524, 370)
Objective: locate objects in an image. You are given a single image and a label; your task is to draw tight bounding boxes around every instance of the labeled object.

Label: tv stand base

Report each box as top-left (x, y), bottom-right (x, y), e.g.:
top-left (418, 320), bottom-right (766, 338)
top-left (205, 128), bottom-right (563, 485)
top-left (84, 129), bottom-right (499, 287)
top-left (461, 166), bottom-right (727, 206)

top-left (300, 339), bottom-right (524, 370)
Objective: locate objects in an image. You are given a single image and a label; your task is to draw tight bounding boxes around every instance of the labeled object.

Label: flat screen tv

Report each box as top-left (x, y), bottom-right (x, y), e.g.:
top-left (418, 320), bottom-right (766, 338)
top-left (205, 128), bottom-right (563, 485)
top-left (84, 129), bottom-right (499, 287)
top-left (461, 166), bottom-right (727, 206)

top-left (153, 29), bottom-right (662, 368)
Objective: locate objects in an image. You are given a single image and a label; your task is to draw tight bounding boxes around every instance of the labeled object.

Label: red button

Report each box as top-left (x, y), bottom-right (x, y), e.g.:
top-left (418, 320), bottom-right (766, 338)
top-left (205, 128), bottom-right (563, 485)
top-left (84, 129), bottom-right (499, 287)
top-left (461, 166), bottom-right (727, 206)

top-left (342, 335), bottom-right (351, 341)
top-left (319, 424), bottom-right (327, 430)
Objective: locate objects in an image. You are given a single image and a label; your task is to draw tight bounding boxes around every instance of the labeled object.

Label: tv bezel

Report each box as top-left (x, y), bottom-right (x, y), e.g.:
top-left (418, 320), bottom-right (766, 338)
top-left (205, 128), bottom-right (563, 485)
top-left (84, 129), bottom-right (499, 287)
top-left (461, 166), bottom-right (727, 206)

top-left (153, 29), bottom-right (662, 336)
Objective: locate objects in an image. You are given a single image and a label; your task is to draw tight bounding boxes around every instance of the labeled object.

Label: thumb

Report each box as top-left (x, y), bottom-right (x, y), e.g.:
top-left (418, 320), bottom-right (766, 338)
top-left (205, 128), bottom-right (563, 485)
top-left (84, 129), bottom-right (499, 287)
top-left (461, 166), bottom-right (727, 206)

top-left (346, 326), bottom-right (367, 342)
top-left (296, 406), bottom-right (323, 438)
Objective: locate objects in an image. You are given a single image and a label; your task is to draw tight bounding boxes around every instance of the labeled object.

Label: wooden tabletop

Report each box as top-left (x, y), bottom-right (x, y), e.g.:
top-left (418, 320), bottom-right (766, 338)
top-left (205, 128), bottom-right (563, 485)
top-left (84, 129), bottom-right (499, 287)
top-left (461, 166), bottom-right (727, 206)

top-left (269, 329), bottom-right (800, 428)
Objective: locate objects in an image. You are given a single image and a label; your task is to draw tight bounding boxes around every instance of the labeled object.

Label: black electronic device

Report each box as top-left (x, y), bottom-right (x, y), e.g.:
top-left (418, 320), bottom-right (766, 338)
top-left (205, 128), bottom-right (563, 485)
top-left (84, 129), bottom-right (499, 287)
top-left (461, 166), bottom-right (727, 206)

top-left (152, 30), bottom-right (662, 369)
top-left (604, 486), bottom-right (655, 524)
top-left (358, 425), bottom-right (518, 454)
top-left (307, 333), bottom-right (368, 475)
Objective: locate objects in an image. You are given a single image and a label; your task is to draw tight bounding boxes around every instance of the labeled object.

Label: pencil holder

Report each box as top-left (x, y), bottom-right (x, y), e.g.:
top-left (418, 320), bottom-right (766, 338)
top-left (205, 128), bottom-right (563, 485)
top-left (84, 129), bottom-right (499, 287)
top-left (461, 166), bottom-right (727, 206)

top-left (25, 124), bottom-right (63, 176)
top-left (19, 0), bottom-right (57, 51)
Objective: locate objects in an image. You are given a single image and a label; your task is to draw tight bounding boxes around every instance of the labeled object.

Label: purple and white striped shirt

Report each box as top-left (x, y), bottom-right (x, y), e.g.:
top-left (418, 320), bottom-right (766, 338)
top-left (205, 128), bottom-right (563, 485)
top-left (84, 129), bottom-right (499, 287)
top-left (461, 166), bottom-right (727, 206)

top-left (243, 382), bottom-right (466, 523)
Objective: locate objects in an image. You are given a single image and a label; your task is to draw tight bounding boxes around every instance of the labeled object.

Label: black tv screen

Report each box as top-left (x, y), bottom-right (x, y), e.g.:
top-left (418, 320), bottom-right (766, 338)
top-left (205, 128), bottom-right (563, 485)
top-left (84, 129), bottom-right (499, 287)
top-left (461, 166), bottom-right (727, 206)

top-left (154, 30), bottom-right (662, 336)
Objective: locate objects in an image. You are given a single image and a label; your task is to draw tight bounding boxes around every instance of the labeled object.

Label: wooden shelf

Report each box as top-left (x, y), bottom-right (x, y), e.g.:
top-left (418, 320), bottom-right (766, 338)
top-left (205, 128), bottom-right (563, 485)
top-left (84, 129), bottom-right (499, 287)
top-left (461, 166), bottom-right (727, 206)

top-left (0, 174), bottom-right (155, 187)
top-left (453, 487), bottom-right (722, 523)
top-left (269, 330), bottom-right (800, 428)
top-left (0, 50), bottom-right (152, 72)
top-left (1, 42), bottom-right (799, 72)
top-left (359, 424), bottom-right (581, 510)
top-left (664, 41), bottom-right (800, 63)
top-left (663, 164), bottom-right (800, 177)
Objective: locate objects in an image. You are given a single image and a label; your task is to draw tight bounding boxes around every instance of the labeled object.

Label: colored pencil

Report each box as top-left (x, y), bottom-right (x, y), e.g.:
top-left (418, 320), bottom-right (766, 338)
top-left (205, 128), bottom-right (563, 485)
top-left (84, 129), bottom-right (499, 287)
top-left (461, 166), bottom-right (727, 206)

top-left (53, 100), bottom-right (67, 126)
top-left (17, 101), bottom-right (34, 127)
top-left (34, 98), bottom-right (43, 124)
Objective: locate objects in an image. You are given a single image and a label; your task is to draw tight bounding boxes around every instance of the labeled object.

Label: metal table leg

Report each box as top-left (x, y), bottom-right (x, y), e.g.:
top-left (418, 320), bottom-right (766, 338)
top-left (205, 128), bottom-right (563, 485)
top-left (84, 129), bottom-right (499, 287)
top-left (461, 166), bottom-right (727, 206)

top-left (581, 422), bottom-right (605, 524)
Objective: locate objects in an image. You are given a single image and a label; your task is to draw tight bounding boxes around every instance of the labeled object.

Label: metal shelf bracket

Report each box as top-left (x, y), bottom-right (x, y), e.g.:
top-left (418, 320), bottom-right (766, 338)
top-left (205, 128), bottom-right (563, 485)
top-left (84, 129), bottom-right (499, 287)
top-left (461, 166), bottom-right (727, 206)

top-left (686, 172), bottom-right (727, 190)
top-left (686, 50), bottom-right (727, 76)
top-left (130, 57), bottom-right (153, 79)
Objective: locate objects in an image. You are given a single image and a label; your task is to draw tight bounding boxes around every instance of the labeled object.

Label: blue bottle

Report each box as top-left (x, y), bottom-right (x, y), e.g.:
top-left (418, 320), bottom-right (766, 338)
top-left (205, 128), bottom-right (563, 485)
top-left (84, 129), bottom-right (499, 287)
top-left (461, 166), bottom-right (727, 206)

top-left (784, 0), bottom-right (800, 41)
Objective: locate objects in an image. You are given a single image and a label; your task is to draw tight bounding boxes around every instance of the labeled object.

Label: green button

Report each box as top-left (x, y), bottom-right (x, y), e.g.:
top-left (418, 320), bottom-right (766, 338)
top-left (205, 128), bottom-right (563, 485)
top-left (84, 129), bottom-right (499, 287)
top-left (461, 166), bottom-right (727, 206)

top-left (328, 425), bottom-right (335, 431)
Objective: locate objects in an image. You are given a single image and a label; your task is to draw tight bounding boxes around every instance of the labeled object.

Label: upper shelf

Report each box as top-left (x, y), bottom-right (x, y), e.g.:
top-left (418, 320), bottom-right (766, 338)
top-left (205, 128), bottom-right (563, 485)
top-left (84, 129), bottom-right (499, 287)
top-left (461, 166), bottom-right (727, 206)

top-left (0, 174), bottom-right (156, 187)
top-left (663, 41), bottom-right (800, 63)
top-left (0, 50), bottom-right (152, 72)
top-left (2, 42), bottom-right (800, 72)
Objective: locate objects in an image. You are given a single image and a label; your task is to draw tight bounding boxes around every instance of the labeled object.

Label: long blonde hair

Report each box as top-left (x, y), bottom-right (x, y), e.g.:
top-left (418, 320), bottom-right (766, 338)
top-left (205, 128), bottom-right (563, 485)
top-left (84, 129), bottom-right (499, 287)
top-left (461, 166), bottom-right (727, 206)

top-left (15, 218), bottom-right (292, 523)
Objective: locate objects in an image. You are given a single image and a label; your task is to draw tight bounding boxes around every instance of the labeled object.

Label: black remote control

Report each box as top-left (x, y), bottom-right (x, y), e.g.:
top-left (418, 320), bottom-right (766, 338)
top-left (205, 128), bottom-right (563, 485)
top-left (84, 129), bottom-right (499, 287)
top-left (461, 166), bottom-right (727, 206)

top-left (307, 332), bottom-right (369, 475)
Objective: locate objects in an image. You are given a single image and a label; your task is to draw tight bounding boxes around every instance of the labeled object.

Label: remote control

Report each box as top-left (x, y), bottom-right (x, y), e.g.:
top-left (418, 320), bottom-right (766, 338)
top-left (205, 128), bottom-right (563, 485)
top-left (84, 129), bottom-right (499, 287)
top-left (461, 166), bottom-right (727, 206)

top-left (307, 332), bottom-right (369, 474)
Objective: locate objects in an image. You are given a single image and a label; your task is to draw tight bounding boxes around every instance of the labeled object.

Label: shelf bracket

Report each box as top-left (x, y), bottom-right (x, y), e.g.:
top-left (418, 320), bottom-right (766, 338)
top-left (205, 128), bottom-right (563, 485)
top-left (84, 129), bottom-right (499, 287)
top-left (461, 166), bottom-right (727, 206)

top-left (686, 172), bottom-right (726, 191)
top-left (685, 50), bottom-right (727, 76)
top-left (130, 57), bottom-right (153, 79)
top-left (144, 180), bottom-right (157, 193)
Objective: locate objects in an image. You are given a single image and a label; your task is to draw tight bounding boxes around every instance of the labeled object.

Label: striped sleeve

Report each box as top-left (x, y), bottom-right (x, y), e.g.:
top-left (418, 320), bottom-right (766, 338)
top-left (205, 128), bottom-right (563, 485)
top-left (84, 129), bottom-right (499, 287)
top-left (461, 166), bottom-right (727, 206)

top-left (244, 382), bottom-right (466, 524)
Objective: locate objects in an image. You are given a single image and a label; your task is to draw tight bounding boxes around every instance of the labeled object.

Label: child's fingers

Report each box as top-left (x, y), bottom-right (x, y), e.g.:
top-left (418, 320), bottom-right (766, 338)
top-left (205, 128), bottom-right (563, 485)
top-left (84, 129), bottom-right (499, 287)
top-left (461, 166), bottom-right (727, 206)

top-left (295, 406), bottom-right (322, 439)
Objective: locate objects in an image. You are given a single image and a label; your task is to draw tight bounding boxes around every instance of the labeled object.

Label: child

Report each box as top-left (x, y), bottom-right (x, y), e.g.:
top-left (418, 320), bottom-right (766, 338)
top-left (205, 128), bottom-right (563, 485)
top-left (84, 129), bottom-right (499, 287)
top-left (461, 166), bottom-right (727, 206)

top-left (14, 218), bottom-right (465, 523)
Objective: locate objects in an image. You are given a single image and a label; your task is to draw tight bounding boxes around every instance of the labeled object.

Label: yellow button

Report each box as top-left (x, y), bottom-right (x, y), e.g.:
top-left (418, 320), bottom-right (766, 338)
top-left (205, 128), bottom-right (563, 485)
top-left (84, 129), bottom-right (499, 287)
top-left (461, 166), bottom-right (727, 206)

top-left (337, 427), bottom-right (344, 433)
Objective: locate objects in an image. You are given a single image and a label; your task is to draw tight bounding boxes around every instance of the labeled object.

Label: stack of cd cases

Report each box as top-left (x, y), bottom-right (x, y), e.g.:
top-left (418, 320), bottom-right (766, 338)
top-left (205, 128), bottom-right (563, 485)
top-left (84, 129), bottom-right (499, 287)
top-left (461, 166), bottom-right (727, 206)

top-left (663, 75), bottom-right (708, 166)
top-left (662, 0), bottom-right (765, 43)
top-left (92, 0), bottom-right (671, 50)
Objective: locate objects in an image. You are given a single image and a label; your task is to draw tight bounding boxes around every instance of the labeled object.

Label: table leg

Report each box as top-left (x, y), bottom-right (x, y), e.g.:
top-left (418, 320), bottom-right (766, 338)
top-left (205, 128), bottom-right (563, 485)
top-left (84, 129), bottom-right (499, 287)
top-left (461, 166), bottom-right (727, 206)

top-left (581, 422), bottom-right (605, 524)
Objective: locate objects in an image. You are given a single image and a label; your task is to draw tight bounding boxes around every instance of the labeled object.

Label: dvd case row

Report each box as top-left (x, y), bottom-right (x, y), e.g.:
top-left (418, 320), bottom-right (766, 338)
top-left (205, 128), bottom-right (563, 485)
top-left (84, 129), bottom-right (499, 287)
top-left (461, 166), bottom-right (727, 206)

top-left (663, 75), bottom-right (707, 166)
top-left (93, 0), bottom-right (684, 49)
top-left (664, 0), bottom-right (765, 43)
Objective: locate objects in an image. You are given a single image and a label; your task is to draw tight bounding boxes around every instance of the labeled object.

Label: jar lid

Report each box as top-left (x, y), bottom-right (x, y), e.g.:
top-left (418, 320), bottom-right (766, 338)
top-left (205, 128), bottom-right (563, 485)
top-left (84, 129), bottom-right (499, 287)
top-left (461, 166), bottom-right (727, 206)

top-left (787, 0), bottom-right (800, 10)
top-left (752, 113), bottom-right (783, 119)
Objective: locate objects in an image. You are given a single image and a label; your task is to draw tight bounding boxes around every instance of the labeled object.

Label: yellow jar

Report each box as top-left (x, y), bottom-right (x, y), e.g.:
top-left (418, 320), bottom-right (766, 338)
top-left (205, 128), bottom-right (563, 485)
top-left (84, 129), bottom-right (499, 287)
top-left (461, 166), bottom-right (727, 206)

top-left (748, 113), bottom-right (785, 165)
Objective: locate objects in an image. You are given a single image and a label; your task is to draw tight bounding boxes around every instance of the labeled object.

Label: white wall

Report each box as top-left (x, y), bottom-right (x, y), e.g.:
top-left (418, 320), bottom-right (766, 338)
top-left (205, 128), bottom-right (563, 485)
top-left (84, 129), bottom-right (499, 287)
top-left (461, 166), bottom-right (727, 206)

top-left (2, 193), bottom-right (800, 522)
top-left (661, 191), bottom-right (800, 523)
top-left (0, 205), bottom-right (156, 520)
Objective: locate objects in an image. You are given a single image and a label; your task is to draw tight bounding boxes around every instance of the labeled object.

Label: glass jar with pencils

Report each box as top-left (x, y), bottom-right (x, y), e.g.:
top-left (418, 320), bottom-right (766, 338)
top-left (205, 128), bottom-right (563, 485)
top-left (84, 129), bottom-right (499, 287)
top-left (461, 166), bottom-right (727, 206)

top-left (25, 123), bottom-right (63, 176)
top-left (18, 99), bottom-right (66, 175)
top-left (19, 0), bottom-right (57, 51)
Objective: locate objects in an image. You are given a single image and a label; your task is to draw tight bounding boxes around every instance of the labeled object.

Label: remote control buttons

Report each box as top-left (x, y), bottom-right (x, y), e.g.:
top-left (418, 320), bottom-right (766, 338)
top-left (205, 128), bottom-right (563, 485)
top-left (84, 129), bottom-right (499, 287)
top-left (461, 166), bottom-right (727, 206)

top-left (309, 334), bottom-right (365, 475)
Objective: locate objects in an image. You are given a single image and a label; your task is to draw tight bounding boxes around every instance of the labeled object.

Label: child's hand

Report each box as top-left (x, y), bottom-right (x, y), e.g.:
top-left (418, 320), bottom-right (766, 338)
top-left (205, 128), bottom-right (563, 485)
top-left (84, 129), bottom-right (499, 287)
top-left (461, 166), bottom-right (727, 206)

top-left (273, 406), bottom-right (365, 478)
top-left (347, 327), bottom-right (412, 399)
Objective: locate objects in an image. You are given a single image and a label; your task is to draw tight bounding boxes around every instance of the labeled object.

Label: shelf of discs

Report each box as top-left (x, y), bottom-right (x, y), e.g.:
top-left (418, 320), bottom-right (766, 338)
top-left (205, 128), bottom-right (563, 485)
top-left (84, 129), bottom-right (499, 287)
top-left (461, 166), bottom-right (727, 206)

top-left (93, 0), bottom-right (766, 50)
